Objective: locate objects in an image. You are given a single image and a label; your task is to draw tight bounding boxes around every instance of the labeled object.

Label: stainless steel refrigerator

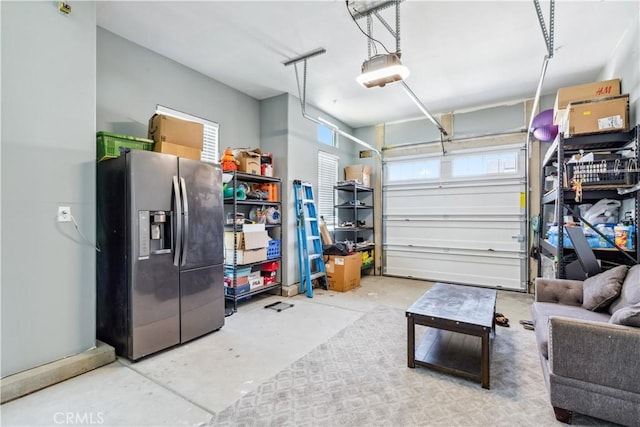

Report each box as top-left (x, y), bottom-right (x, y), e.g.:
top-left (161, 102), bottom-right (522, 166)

top-left (97, 149), bottom-right (224, 360)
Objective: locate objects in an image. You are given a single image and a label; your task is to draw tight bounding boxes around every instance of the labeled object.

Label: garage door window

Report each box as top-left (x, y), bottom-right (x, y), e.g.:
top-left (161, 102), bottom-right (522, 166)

top-left (452, 152), bottom-right (518, 177)
top-left (385, 158), bottom-right (440, 183)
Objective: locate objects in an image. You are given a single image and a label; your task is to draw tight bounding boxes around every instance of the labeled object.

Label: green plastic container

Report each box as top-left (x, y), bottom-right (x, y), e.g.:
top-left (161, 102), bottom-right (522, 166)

top-left (97, 131), bottom-right (154, 162)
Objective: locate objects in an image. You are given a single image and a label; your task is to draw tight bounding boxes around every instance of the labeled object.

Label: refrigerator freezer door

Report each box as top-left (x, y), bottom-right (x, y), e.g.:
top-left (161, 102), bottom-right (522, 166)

top-left (180, 264), bottom-right (225, 342)
top-left (178, 158), bottom-right (224, 268)
top-left (130, 255), bottom-right (181, 359)
top-left (128, 150), bottom-right (181, 359)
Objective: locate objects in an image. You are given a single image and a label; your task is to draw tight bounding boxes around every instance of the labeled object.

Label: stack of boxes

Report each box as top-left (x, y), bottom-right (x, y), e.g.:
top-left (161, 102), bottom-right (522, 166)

top-left (224, 224), bottom-right (270, 295)
top-left (148, 114), bottom-right (204, 161)
top-left (234, 149), bottom-right (276, 177)
top-left (553, 78), bottom-right (629, 138)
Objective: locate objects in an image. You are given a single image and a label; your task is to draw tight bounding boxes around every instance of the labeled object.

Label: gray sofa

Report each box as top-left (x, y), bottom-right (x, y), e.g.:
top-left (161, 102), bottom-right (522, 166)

top-left (531, 264), bottom-right (640, 426)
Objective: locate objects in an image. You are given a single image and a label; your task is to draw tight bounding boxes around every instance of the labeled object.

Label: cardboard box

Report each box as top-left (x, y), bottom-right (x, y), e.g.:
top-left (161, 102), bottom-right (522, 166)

top-left (563, 95), bottom-right (629, 137)
top-left (325, 253), bottom-right (362, 292)
top-left (249, 276), bottom-right (264, 290)
top-left (224, 275), bottom-right (248, 287)
top-left (148, 114), bottom-right (204, 149)
top-left (237, 151), bottom-right (261, 175)
top-left (553, 78), bottom-right (621, 125)
top-left (153, 141), bottom-right (202, 161)
top-left (344, 164), bottom-right (372, 187)
top-left (224, 229), bottom-right (269, 250)
top-left (225, 248), bottom-right (267, 265)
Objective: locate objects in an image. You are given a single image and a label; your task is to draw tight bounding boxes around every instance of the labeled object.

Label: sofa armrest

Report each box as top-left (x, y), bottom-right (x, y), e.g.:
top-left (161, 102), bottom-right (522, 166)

top-left (549, 316), bottom-right (640, 394)
top-left (534, 277), bottom-right (584, 306)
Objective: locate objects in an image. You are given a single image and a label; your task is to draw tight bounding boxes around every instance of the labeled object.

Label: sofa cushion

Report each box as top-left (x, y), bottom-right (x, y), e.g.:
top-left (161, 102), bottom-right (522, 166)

top-left (610, 302), bottom-right (640, 327)
top-left (582, 265), bottom-right (628, 311)
top-left (531, 302), bottom-right (611, 359)
top-left (609, 264), bottom-right (640, 314)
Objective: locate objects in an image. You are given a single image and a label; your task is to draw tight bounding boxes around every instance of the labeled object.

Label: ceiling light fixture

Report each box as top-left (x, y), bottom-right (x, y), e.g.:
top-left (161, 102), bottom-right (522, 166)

top-left (348, 0), bottom-right (448, 137)
top-left (356, 53), bottom-right (409, 88)
top-left (349, 1), bottom-right (408, 88)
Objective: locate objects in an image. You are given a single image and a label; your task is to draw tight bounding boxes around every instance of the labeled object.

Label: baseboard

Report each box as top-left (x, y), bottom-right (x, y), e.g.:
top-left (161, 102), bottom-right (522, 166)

top-left (281, 284), bottom-right (299, 297)
top-left (1, 340), bottom-right (116, 404)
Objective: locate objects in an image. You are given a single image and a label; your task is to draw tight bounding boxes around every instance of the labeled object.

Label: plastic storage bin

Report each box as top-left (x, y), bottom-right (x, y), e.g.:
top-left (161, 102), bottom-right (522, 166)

top-left (97, 131), bottom-right (154, 162)
top-left (267, 239), bottom-right (280, 259)
top-left (566, 157), bottom-right (636, 187)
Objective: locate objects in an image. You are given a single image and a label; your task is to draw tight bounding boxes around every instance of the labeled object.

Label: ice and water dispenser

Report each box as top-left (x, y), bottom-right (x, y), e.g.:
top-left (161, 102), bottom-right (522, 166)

top-left (138, 210), bottom-right (173, 259)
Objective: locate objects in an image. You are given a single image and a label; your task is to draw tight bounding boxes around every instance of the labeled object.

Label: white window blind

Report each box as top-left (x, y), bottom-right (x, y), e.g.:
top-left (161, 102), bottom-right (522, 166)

top-left (318, 151), bottom-right (339, 227)
top-left (155, 105), bottom-right (219, 163)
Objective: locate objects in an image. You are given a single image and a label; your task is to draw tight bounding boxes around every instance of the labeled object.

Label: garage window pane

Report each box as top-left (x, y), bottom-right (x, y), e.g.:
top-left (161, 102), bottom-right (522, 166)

top-left (452, 152), bottom-right (518, 177)
top-left (385, 158), bottom-right (440, 183)
top-left (318, 124), bottom-right (336, 146)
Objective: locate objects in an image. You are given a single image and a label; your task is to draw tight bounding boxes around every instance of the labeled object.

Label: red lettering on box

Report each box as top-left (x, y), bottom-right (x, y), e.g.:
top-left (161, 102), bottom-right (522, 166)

top-left (595, 86), bottom-right (612, 96)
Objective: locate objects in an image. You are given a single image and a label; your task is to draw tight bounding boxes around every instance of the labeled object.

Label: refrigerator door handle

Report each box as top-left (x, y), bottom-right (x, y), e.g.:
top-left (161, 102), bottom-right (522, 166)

top-left (180, 176), bottom-right (189, 267)
top-left (173, 175), bottom-right (183, 266)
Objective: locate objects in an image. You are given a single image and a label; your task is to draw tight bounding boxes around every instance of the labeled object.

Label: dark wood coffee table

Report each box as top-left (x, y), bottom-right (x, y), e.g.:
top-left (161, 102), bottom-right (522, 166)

top-left (406, 282), bottom-right (497, 389)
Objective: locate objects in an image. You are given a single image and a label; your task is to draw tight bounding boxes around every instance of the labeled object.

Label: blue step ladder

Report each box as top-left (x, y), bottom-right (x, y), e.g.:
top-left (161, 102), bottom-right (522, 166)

top-left (293, 180), bottom-right (328, 297)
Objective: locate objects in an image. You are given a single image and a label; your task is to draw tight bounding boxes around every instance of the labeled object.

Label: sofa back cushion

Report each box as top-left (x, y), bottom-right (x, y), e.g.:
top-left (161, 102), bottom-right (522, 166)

top-left (610, 302), bottom-right (640, 327)
top-left (582, 265), bottom-right (628, 311)
top-left (609, 264), bottom-right (640, 314)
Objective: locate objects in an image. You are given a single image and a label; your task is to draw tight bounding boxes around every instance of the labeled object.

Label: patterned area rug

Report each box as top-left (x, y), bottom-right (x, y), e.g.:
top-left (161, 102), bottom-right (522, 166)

top-left (209, 306), bottom-right (613, 426)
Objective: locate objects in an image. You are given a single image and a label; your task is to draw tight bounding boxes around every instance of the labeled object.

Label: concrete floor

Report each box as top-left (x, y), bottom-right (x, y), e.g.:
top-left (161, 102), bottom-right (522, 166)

top-left (0, 276), bottom-right (534, 426)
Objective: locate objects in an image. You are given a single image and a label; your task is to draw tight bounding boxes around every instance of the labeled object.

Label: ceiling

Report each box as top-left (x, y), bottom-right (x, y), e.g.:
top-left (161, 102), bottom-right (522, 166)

top-left (97, 1), bottom-right (639, 129)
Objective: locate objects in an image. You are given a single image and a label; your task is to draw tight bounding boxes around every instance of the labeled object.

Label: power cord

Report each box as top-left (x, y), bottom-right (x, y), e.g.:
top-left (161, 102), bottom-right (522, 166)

top-left (70, 214), bottom-right (101, 252)
top-left (345, 1), bottom-right (392, 55)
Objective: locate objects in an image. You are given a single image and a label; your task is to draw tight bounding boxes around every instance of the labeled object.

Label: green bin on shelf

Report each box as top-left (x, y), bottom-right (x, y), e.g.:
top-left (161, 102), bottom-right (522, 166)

top-left (97, 131), bottom-right (154, 162)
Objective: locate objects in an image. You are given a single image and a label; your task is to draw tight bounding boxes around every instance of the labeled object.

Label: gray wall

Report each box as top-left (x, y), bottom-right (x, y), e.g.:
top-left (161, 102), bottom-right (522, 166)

top-left (599, 9), bottom-right (640, 219)
top-left (259, 94), bottom-right (362, 286)
top-left (97, 28), bottom-right (260, 147)
top-left (259, 94), bottom-right (289, 283)
top-left (285, 95), bottom-right (361, 285)
top-left (599, 8), bottom-right (639, 128)
top-left (1, 1), bottom-right (97, 377)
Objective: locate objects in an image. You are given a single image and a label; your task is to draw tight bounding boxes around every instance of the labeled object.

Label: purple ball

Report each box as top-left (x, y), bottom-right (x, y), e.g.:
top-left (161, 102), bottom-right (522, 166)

top-left (533, 124), bottom-right (558, 142)
top-left (532, 109), bottom-right (554, 129)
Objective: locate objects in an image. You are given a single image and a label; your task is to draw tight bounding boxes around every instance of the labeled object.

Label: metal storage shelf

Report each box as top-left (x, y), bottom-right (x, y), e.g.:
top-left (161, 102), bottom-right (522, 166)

top-left (223, 255), bottom-right (281, 269)
top-left (335, 182), bottom-right (373, 193)
top-left (224, 199), bottom-right (280, 206)
top-left (543, 187), bottom-right (629, 204)
top-left (542, 239), bottom-right (636, 256)
top-left (224, 282), bottom-right (282, 301)
top-left (230, 171), bottom-right (281, 183)
top-left (223, 170), bottom-right (282, 311)
top-left (224, 223), bottom-right (280, 231)
top-left (538, 126), bottom-right (639, 279)
top-left (542, 128), bottom-right (637, 167)
top-left (334, 183), bottom-right (375, 270)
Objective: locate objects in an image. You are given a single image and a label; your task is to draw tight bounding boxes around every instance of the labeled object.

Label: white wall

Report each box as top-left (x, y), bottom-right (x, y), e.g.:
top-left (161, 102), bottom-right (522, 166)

top-left (1, 1), bottom-right (97, 377)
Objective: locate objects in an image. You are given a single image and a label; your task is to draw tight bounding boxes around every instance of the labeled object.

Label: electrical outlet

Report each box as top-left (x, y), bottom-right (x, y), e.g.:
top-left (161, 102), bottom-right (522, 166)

top-left (58, 206), bottom-right (72, 222)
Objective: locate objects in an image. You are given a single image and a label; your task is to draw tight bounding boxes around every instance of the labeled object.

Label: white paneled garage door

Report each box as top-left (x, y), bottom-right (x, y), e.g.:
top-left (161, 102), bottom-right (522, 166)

top-left (383, 144), bottom-right (527, 290)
